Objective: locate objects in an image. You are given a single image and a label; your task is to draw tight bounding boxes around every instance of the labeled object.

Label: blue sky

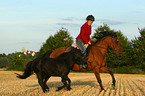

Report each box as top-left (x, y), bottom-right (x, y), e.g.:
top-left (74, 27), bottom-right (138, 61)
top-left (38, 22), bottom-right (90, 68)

top-left (0, 0), bottom-right (145, 54)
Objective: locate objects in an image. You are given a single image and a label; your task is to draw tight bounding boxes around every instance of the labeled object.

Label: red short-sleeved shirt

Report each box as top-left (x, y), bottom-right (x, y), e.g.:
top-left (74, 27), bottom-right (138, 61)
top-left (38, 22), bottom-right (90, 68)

top-left (76, 22), bottom-right (91, 44)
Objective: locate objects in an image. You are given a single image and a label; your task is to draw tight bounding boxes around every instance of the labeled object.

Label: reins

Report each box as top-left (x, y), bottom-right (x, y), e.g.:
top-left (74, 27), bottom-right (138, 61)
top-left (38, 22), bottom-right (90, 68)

top-left (93, 45), bottom-right (107, 49)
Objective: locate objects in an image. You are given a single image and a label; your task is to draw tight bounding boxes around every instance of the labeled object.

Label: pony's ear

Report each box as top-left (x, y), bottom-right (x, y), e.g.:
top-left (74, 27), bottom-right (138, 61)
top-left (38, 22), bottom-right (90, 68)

top-left (113, 33), bottom-right (117, 37)
top-left (70, 48), bottom-right (78, 53)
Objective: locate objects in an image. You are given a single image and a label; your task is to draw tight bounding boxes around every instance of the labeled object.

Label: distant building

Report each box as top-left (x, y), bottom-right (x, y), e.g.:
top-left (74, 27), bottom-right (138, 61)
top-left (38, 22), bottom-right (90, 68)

top-left (22, 47), bottom-right (25, 53)
top-left (21, 48), bottom-right (35, 56)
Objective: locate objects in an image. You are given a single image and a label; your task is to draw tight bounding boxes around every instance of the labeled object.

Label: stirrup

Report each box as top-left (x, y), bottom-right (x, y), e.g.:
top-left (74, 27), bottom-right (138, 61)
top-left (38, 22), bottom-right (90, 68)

top-left (79, 63), bottom-right (88, 69)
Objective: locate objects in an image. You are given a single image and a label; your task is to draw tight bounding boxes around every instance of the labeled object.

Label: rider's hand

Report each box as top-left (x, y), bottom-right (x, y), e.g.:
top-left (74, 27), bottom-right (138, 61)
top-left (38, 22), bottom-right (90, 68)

top-left (88, 41), bottom-right (91, 45)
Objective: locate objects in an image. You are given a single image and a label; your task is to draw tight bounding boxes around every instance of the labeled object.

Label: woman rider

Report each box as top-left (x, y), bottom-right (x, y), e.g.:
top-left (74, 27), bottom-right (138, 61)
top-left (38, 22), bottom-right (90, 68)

top-left (76, 15), bottom-right (95, 56)
top-left (76, 15), bottom-right (95, 68)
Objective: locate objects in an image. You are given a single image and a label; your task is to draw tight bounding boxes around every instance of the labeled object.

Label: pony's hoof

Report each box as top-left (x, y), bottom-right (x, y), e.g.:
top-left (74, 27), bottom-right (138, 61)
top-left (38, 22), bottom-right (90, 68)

top-left (43, 88), bottom-right (49, 93)
top-left (56, 89), bottom-right (59, 91)
top-left (100, 88), bottom-right (105, 92)
top-left (112, 86), bottom-right (115, 90)
top-left (45, 89), bottom-right (49, 92)
top-left (112, 84), bottom-right (115, 89)
top-left (56, 87), bottom-right (62, 91)
top-left (67, 87), bottom-right (72, 91)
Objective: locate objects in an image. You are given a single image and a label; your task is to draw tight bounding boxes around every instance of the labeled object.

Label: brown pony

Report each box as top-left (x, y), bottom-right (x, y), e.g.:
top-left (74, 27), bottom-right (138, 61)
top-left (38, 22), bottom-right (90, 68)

top-left (49, 31), bottom-right (121, 91)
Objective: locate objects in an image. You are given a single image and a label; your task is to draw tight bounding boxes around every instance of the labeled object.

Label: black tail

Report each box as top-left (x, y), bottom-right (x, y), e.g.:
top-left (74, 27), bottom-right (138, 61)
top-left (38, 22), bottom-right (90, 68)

top-left (15, 60), bottom-right (34, 79)
top-left (15, 50), bottom-right (53, 79)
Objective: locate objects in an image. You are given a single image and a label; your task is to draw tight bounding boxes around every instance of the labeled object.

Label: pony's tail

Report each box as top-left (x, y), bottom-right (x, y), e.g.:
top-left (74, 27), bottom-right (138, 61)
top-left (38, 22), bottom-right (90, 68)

top-left (15, 50), bottom-right (53, 79)
top-left (15, 60), bottom-right (33, 79)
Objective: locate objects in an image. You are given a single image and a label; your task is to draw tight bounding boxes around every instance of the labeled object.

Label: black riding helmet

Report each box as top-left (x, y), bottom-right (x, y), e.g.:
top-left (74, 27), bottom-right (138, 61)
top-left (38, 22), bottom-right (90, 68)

top-left (86, 15), bottom-right (95, 21)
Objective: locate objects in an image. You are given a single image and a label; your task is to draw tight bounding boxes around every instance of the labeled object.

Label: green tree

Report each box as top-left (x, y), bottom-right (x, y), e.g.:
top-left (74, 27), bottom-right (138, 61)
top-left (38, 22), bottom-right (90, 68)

top-left (7, 53), bottom-right (25, 71)
top-left (131, 27), bottom-right (145, 70)
top-left (0, 54), bottom-right (10, 68)
top-left (37, 27), bottom-right (73, 56)
top-left (6, 51), bottom-right (36, 71)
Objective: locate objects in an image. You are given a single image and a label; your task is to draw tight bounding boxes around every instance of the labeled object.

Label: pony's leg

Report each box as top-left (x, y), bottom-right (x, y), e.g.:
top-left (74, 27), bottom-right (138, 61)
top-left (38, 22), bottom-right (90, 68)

top-left (100, 67), bottom-right (116, 89)
top-left (44, 76), bottom-right (50, 90)
top-left (93, 67), bottom-right (105, 91)
top-left (36, 73), bottom-right (48, 93)
top-left (66, 76), bottom-right (72, 90)
top-left (44, 76), bottom-right (50, 84)
top-left (57, 76), bottom-right (67, 91)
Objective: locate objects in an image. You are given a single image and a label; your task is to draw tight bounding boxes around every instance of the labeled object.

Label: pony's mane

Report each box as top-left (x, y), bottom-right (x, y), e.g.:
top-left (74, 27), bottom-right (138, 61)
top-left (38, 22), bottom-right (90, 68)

top-left (57, 52), bottom-right (71, 58)
top-left (93, 31), bottom-right (117, 45)
top-left (57, 48), bottom-right (79, 58)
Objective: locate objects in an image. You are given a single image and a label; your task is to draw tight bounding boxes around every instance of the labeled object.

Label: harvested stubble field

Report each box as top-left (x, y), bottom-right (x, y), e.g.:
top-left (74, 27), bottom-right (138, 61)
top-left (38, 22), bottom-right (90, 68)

top-left (0, 71), bottom-right (145, 96)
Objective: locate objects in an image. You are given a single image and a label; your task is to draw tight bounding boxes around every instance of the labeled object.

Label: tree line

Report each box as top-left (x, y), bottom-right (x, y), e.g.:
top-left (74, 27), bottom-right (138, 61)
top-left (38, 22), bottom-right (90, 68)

top-left (0, 25), bottom-right (145, 74)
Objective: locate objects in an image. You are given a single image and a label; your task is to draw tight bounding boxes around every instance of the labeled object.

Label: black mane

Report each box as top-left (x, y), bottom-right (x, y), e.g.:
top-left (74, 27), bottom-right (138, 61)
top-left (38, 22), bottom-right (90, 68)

top-left (57, 47), bottom-right (79, 58)
top-left (93, 31), bottom-right (117, 44)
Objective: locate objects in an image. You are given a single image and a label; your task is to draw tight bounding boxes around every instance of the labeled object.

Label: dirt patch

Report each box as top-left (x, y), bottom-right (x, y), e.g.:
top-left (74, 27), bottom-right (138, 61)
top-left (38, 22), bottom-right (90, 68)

top-left (0, 68), bottom-right (6, 71)
top-left (0, 71), bottom-right (145, 96)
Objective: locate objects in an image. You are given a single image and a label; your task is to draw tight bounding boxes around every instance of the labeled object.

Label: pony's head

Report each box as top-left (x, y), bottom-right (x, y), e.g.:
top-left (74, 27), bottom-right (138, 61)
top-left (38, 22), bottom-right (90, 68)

top-left (93, 31), bottom-right (122, 55)
top-left (70, 48), bottom-right (84, 61)
top-left (108, 33), bottom-right (122, 55)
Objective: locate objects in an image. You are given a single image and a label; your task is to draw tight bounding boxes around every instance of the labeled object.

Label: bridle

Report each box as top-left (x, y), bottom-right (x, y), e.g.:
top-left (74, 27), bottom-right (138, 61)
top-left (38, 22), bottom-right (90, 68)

top-left (88, 36), bottom-right (117, 63)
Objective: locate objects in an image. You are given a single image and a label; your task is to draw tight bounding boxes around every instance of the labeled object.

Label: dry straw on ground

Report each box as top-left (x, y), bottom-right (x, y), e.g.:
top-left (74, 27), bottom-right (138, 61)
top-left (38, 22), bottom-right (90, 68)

top-left (0, 71), bottom-right (145, 96)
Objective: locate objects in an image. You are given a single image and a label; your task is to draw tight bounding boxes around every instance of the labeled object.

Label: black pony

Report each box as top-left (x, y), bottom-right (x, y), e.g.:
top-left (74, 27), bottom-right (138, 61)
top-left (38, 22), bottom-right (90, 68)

top-left (15, 48), bottom-right (83, 93)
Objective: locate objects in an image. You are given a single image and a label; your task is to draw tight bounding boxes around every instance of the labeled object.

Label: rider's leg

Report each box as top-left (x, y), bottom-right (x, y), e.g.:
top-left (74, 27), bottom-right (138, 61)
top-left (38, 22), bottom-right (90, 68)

top-left (76, 39), bottom-right (87, 68)
top-left (76, 39), bottom-right (86, 55)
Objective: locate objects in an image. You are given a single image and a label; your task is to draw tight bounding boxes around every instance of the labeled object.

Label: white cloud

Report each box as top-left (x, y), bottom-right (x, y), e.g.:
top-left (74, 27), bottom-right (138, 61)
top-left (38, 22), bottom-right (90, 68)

top-left (97, 19), bottom-right (125, 25)
top-left (56, 22), bottom-right (79, 27)
top-left (0, 20), bottom-right (50, 25)
top-left (61, 17), bottom-right (84, 21)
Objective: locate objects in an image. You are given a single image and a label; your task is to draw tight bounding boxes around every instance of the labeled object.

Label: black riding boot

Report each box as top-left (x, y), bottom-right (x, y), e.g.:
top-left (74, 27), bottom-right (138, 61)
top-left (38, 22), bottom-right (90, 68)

top-left (76, 52), bottom-right (88, 69)
top-left (82, 52), bottom-right (88, 68)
